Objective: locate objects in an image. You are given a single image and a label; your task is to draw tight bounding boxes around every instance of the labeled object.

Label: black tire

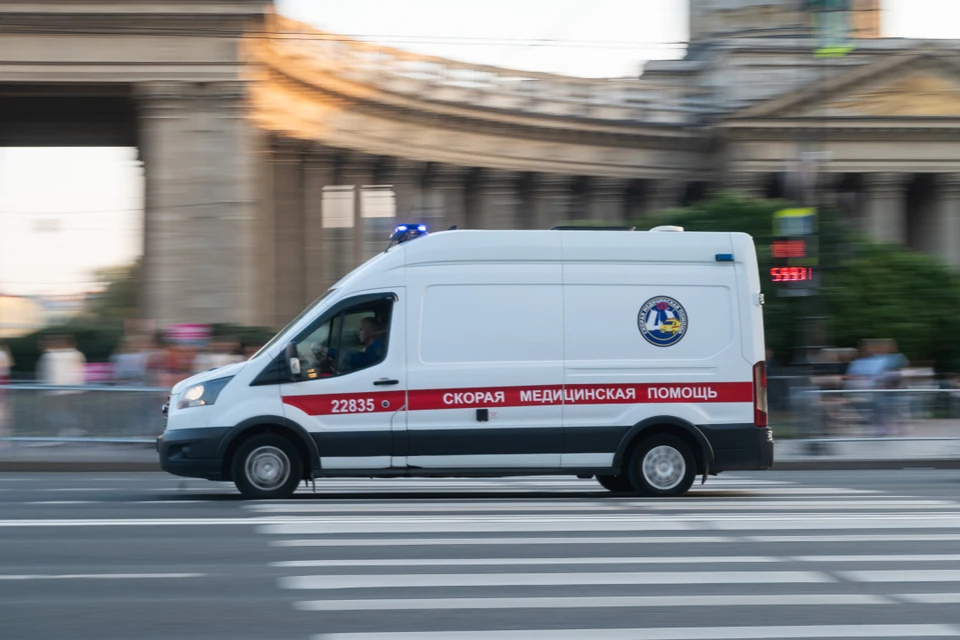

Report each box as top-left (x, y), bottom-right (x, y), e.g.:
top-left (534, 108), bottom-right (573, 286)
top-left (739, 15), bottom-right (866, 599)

top-left (596, 474), bottom-right (634, 493)
top-left (231, 434), bottom-right (303, 500)
top-left (626, 434), bottom-right (696, 498)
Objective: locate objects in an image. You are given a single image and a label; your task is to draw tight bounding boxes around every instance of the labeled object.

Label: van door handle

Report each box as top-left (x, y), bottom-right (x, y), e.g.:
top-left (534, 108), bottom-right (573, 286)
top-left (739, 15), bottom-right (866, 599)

top-left (373, 379), bottom-right (399, 386)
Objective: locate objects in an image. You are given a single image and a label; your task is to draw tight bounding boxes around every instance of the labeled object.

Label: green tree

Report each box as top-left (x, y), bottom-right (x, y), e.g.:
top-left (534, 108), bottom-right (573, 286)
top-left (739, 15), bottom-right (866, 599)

top-left (636, 192), bottom-right (960, 372)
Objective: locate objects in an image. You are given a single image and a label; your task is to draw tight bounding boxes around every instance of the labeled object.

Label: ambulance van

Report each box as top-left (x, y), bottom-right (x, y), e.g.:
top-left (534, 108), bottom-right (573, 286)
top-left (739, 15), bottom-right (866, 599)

top-left (157, 226), bottom-right (773, 499)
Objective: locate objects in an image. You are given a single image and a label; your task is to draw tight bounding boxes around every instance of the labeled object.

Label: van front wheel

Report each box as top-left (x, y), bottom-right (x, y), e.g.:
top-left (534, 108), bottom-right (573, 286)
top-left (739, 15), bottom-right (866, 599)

top-left (627, 435), bottom-right (695, 498)
top-left (232, 434), bottom-right (303, 500)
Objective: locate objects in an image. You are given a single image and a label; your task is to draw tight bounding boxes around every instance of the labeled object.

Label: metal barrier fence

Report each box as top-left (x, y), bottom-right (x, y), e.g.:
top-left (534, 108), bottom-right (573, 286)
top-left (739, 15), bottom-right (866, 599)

top-left (0, 384), bottom-right (168, 444)
top-left (2, 381), bottom-right (960, 445)
top-left (769, 380), bottom-right (960, 441)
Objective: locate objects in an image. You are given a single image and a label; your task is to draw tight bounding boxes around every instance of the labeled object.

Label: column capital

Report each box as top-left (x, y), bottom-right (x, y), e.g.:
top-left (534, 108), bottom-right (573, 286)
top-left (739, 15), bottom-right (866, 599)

top-left (726, 172), bottom-right (766, 197)
top-left (388, 158), bottom-right (428, 181)
top-left (302, 146), bottom-right (339, 168)
top-left (135, 81), bottom-right (190, 118)
top-left (530, 173), bottom-right (573, 194)
top-left (271, 138), bottom-right (306, 164)
top-left (591, 176), bottom-right (628, 193)
top-left (936, 173), bottom-right (960, 197)
top-left (863, 172), bottom-right (910, 194)
top-left (428, 163), bottom-right (467, 188)
top-left (474, 168), bottom-right (519, 193)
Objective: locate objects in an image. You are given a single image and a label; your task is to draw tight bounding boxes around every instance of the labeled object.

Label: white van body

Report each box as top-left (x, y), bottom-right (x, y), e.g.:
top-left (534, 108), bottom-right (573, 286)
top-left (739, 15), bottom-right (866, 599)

top-left (158, 228), bottom-right (773, 498)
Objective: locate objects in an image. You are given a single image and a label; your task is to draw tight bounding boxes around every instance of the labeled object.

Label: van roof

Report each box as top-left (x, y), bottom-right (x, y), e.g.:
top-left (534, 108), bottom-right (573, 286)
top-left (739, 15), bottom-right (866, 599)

top-left (398, 228), bottom-right (754, 267)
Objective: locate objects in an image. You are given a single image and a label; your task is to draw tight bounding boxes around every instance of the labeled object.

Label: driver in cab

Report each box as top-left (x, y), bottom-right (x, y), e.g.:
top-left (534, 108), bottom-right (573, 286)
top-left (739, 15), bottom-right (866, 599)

top-left (307, 317), bottom-right (385, 377)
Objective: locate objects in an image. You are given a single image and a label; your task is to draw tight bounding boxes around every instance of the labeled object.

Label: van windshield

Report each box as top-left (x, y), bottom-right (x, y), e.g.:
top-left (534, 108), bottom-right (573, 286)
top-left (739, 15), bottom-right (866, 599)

top-left (250, 289), bottom-right (337, 360)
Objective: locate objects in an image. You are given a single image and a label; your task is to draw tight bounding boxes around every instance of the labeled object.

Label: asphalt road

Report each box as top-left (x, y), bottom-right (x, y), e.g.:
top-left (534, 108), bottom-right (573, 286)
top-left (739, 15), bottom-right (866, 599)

top-left (2, 469), bottom-right (960, 640)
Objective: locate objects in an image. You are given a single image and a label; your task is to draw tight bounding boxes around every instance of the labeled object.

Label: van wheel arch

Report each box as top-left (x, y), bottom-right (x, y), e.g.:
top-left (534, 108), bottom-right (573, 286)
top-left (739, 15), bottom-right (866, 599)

top-left (218, 417), bottom-right (319, 481)
top-left (613, 417), bottom-right (714, 477)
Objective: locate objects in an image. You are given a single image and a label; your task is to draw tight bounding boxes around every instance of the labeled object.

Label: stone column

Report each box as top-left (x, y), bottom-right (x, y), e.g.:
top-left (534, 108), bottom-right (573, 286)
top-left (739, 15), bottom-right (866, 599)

top-left (727, 172), bottom-right (767, 199)
top-left (138, 81), bottom-right (258, 327)
top-left (527, 174), bottom-right (572, 229)
top-left (863, 173), bottom-right (908, 245)
top-left (429, 164), bottom-right (467, 230)
top-left (474, 169), bottom-right (520, 229)
top-left (253, 129), bottom-right (276, 328)
top-left (933, 174), bottom-right (960, 268)
top-left (357, 156), bottom-right (396, 261)
top-left (319, 152), bottom-right (356, 291)
top-left (303, 149), bottom-right (336, 301)
top-left (390, 159), bottom-right (426, 227)
top-left (139, 82), bottom-right (188, 329)
top-left (588, 177), bottom-right (627, 223)
top-left (340, 153), bottom-right (371, 270)
top-left (643, 178), bottom-right (684, 216)
top-left (271, 140), bottom-right (305, 328)
top-left (207, 82), bottom-right (260, 328)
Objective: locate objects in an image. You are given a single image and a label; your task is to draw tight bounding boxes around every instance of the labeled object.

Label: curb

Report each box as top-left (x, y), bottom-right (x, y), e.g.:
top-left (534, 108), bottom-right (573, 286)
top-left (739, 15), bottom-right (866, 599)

top-left (2, 459), bottom-right (960, 473)
top-left (772, 459), bottom-right (960, 471)
top-left (0, 461), bottom-right (161, 473)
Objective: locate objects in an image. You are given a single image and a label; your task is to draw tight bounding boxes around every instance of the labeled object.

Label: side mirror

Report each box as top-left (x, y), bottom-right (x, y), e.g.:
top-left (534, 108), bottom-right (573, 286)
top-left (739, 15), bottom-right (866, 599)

top-left (284, 342), bottom-right (301, 380)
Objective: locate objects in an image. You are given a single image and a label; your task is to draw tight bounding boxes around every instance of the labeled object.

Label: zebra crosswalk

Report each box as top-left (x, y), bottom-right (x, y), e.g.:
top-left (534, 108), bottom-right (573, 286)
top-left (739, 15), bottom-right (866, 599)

top-left (247, 474), bottom-right (960, 639)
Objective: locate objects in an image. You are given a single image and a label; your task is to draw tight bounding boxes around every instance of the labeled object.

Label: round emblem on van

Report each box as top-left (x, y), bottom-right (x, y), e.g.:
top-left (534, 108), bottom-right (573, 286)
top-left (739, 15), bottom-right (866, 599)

top-left (638, 296), bottom-right (687, 347)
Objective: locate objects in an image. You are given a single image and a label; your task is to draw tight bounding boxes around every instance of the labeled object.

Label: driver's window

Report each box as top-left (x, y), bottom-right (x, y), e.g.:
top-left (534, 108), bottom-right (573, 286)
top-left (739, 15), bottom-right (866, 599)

top-left (295, 298), bottom-right (392, 381)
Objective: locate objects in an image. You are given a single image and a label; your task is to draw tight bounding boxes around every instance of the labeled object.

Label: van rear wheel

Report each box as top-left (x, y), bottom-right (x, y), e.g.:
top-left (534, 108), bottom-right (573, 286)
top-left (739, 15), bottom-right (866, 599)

top-left (627, 434), bottom-right (696, 498)
top-left (232, 434), bottom-right (303, 500)
top-left (596, 474), bottom-right (634, 493)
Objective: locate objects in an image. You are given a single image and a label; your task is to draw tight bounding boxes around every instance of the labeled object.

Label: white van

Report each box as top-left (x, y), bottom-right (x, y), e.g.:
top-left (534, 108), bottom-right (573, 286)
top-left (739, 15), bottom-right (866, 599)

top-left (157, 226), bottom-right (773, 499)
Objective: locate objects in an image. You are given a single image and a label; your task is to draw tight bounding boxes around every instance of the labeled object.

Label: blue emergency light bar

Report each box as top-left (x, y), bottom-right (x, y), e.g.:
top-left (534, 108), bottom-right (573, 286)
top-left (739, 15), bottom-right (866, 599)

top-left (390, 223), bottom-right (429, 244)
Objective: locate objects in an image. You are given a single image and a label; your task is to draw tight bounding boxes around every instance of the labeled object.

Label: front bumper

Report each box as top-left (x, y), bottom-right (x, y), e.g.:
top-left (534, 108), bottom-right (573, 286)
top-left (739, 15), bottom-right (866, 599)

top-left (156, 427), bottom-right (232, 481)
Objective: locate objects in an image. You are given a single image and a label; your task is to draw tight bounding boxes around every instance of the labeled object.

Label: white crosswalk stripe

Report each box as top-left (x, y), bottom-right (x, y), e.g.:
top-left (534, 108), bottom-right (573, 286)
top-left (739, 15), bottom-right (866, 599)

top-left (248, 474), bottom-right (960, 639)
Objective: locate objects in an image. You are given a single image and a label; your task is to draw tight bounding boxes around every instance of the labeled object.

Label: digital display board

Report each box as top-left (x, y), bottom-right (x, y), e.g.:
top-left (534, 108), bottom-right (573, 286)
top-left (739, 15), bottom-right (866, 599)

top-left (770, 208), bottom-right (819, 296)
top-left (771, 267), bottom-right (814, 283)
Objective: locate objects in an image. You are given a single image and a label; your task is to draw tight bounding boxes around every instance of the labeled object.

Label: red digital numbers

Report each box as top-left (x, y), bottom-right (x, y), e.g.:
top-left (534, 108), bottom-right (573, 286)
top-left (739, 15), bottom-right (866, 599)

top-left (770, 267), bottom-right (813, 283)
top-left (771, 240), bottom-right (807, 259)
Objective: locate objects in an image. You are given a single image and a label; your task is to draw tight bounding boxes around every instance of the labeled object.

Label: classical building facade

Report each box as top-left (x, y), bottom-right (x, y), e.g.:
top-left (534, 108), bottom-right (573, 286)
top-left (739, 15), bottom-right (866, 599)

top-left (2, 0), bottom-right (958, 328)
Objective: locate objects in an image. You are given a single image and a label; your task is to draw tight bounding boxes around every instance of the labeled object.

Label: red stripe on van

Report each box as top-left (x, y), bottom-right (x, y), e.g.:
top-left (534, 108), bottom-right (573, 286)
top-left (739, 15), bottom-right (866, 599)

top-left (283, 390), bottom-right (406, 416)
top-left (282, 382), bottom-right (752, 416)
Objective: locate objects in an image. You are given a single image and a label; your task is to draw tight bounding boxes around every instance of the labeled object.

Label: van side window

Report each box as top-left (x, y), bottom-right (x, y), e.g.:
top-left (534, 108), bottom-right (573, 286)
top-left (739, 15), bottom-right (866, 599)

top-left (295, 299), bottom-right (393, 380)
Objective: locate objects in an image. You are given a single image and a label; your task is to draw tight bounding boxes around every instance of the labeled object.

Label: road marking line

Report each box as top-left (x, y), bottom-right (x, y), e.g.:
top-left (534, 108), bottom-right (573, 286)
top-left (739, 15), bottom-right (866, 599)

top-left (24, 501), bottom-right (96, 505)
top-left (750, 534), bottom-right (960, 543)
top-left (842, 570), bottom-right (960, 582)
top-left (0, 573), bottom-right (206, 580)
top-left (798, 555), bottom-right (960, 563)
top-left (311, 624), bottom-right (960, 639)
top-left (644, 500), bottom-right (958, 510)
top-left (246, 503), bottom-right (627, 513)
top-left (279, 571), bottom-right (835, 590)
top-left (259, 521), bottom-right (692, 534)
top-left (897, 593), bottom-right (960, 603)
top-left (269, 536), bottom-right (735, 547)
top-left (294, 593), bottom-right (891, 611)
top-left (0, 518), bottom-right (256, 527)
top-left (272, 556), bottom-right (778, 568)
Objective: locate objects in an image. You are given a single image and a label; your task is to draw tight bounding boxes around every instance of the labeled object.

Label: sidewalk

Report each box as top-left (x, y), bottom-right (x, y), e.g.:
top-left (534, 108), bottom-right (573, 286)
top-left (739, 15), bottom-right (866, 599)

top-left (1, 438), bottom-right (959, 472)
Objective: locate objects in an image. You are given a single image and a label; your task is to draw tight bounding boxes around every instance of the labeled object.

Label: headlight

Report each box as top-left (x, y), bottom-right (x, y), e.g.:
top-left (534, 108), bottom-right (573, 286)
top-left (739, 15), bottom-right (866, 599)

top-left (177, 377), bottom-right (232, 410)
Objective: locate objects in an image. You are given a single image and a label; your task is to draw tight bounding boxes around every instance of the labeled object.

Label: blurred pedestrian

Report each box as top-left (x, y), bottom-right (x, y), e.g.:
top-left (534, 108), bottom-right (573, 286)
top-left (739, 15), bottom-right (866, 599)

top-left (35, 335), bottom-right (87, 438)
top-left (876, 339), bottom-right (909, 436)
top-left (0, 343), bottom-right (12, 447)
top-left (110, 335), bottom-right (150, 387)
top-left (243, 340), bottom-right (264, 360)
top-left (193, 337), bottom-right (244, 373)
top-left (36, 335), bottom-right (86, 388)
